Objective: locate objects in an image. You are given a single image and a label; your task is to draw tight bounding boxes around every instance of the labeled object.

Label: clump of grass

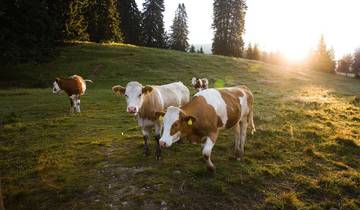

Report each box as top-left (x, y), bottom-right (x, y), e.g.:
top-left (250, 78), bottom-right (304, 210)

top-left (264, 191), bottom-right (304, 210)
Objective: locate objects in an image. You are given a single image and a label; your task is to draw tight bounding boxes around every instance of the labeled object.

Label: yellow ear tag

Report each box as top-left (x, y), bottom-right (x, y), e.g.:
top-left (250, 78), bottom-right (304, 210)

top-left (188, 118), bottom-right (193, 126)
top-left (159, 116), bottom-right (163, 121)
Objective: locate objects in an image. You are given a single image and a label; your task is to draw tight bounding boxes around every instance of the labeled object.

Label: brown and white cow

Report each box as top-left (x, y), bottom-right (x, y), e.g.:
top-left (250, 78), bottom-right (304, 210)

top-left (52, 75), bottom-right (93, 113)
top-left (157, 86), bottom-right (255, 171)
top-left (191, 77), bottom-right (209, 92)
top-left (112, 81), bottom-right (190, 159)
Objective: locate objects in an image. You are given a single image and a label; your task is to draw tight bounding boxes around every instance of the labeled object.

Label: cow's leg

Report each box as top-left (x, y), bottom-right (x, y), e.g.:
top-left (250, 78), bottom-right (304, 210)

top-left (202, 132), bottom-right (218, 172)
top-left (239, 117), bottom-right (249, 160)
top-left (74, 95), bottom-right (81, 113)
top-left (142, 129), bottom-right (150, 156)
top-left (154, 121), bottom-right (162, 160)
top-left (69, 97), bottom-right (74, 113)
top-left (234, 122), bottom-right (242, 160)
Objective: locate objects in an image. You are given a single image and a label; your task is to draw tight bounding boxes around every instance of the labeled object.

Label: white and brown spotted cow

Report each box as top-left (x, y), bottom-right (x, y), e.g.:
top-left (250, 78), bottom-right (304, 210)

top-left (157, 86), bottom-right (255, 171)
top-left (191, 77), bottom-right (209, 92)
top-left (112, 81), bottom-right (190, 159)
top-left (52, 75), bottom-right (93, 113)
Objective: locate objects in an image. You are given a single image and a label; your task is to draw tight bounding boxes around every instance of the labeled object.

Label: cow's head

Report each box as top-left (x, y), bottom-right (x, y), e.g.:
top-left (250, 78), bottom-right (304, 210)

top-left (52, 78), bottom-right (61, 93)
top-left (191, 77), bottom-right (208, 92)
top-left (157, 106), bottom-right (197, 148)
top-left (112, 81), bottom-right (153, 115)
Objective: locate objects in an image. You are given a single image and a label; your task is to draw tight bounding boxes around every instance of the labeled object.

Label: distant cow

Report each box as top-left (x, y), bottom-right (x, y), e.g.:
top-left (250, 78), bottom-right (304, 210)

top-left (112, 81), bottom-right (190, 159)
top-left (157, 86), bottom-right (255, 171)
top-left (191, 77), bottom-right (209, 92)
top-left (52, 75), bottom-right (93, 113)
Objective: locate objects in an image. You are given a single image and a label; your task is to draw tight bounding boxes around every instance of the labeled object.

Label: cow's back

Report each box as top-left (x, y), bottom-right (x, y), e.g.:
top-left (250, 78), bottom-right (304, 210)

top-left (157, 82), bottom-right (190, 109)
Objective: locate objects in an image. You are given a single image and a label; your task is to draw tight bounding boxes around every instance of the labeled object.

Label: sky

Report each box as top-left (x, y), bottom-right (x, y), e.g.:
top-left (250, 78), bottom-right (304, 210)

top-left (135, 0), bottom-right (360, 60)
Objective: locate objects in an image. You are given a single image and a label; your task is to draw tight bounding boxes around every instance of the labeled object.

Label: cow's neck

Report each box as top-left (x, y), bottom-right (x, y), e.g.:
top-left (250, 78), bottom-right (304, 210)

top-left (138, 90), bottom-right (162, 121)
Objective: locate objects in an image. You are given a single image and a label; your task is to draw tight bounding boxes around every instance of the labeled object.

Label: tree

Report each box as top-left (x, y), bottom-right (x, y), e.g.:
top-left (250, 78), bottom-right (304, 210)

top-left (198, 47), bottom-right (204, 54)
top-left (246, 43), bottom-right (253, 59)
top-left (63, 0), bottom-right (89, 40)
top-left (87, 0), bottom-right (122, 42)
top-left (0, 0), bottom-right (56, 64)
top-left (336, 54), bottom-right (353, 73)
top-left (212, 0), bottom-right (247, 57)
top-left (309, 35), bottom-right (335, 73)
top-left (252, 44), bottom-right (260, 60)
top-left (352, 48), bottom-right (360, 75)
top-left (169, 3), bottom-right (189, 51)
top-left (118, 0), bottom-right (142, 44)
top-left (142, 0), bottom-right (165, 48)
top-left (189, 45), bottom-right (196, 53)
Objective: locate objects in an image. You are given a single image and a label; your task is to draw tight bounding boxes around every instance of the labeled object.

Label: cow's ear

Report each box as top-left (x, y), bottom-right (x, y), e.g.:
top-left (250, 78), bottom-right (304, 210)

top-left (191, 77), bottom-right (197, 86)
top-left (155, 111), bottom-right (165, 118)
top-left (112, 85), bottom-right (126, 96)
top-left (202, 78), bottom-right (209, 86)
top-left (55, 78), bottom-right (60, 83)
top-left (142, 86), bottom-right (153, 94)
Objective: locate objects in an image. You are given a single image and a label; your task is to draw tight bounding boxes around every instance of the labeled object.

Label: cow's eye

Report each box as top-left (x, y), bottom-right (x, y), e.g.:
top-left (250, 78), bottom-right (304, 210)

top-left (138, 94), bottom-right (142, 97)
top-left (125, 94), bottom-right (128, 97)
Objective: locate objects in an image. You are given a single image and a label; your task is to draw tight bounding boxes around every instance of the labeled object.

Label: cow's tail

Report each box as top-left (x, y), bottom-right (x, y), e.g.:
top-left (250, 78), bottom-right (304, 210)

top-left (248, 108), bottom-right (256, 135)
top-left (84, 79), bottom-right (93, 84)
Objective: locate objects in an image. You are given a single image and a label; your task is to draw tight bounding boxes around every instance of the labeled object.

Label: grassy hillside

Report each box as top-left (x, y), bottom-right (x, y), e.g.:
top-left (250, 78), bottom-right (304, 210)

top-left (1, 43), bottom-right (359, 209)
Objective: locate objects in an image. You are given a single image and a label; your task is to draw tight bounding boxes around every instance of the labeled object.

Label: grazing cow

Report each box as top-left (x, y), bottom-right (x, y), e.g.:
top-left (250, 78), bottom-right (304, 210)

top-left (157, 86), bottom-right (255, 171)
top-left (52, 75), bottom-right (93, 113)
top-left (112, 81), bottom-right (190, 159)
top-left (191, 77), bottom-right (209, 92)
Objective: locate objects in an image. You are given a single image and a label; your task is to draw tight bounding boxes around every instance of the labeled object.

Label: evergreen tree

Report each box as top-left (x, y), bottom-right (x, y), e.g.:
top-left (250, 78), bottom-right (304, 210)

top-left (142, 0), bottom-right (165, 48)
top-left (212, 0), bottom-right (247, 57)
top-left (87, 0), bottom-right (122, 42)
top-left (246, 43), bottom-right (253, 59)
top-left (310, 35), bottom-right (335, 73)
top-left (118, 0), bottom-right (142, 44)
top-left (352, 48), bottom-right (360, 75)
top-left (252, 44), bottom-right (260, 60)
top-left (169, 3), bottom-right (189, 51)
top-left (199, 47), bottom-right (204, 54)
top-left (64, 0), bottom-right (89, 40)
top-left (0, 0), bottom-right (56, 64)
top-left (189, 45), bottom-right (196, 53)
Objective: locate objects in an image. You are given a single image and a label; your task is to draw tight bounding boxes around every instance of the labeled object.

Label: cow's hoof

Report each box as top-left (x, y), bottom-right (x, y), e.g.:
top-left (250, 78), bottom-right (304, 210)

top-left (155, 153), bottom-right (162, 160)
top-left (143, 149), bottom-right (150, 156)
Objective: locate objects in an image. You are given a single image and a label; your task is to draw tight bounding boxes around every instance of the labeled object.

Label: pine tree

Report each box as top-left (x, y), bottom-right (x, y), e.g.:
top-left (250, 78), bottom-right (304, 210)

top-left (142, 0), bottom-right (165, 48)
top-left (246, 43), bottom-right (253, 59)
top-left (212, 0), bottom-right (247, 57)
top-left (310, 35), bottom-right (335, 73)
top-left (199, 47), bottom-right (204, 54)
top-left (64, 0), bottom-right (89, 40)
top-left (87, 0), bottom-right (122, 42)
top-left (252, 44), bottom-right (260, 60)
top-left (352, 48), bottom-right (360, 75)
top-left (169, 3), bottom-right (189, 51)
top-left (118, 0), bottom-right (142, 44)
top-left (189, 45), bottom-right (196, 53)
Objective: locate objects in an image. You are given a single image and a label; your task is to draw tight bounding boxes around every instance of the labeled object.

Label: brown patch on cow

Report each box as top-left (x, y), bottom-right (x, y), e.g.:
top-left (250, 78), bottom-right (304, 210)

top-left (57, 75), bottom-right (85, 96)
top-left (138, 87), bottom-right (163, 121)
top-left (219, 88), bottom-right (242, 128)
top-left (112, 85), bottom-right (126, 95)
top-left (177, 96), bottom-right (219, 139)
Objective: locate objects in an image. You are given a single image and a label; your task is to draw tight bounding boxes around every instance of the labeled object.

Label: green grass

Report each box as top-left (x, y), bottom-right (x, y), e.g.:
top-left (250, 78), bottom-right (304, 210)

top-left (1, 43), bottom-right (360, 209)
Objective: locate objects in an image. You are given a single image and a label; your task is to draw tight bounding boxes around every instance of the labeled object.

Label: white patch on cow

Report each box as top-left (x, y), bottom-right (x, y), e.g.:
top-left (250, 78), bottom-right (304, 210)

top-left (159, 106), bottom-right (181, 147)
top-left (155, 88), bottom-right (164, 109)
top-left (191, 77), bottom-right (197, 86)
top-left (70, 94), bottom-right (81, 112)
top-left (195, 89), bottom-right (228, 127)
top-left (124, 82), bottom-right (144, 114)
top-left (202, 137), bottom-right (214, 157)
top-left (52, 81), bottom-right (61, 93)
top-left (239, 91), bottom-right (249, 121)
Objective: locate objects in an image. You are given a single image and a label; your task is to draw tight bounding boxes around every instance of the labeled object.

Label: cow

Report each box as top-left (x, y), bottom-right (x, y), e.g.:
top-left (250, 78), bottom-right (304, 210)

top-left (52, 75), bottom-right (93, 113)
top-left (191, 77), bottom-right (209, 92)
top-left (156, 86), bottom-right (255, 171)
top-left (112, 81), bottom-right (190, 159)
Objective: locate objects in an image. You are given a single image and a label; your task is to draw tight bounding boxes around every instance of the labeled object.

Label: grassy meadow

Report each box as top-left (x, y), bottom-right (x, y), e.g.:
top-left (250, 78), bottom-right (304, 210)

top-left (0, 43), bottom-right (359, 209)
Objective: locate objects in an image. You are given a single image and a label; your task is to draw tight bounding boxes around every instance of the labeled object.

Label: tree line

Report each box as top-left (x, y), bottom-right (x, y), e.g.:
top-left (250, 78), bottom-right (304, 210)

top-left (1, 0), bottom-right (249, 65)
